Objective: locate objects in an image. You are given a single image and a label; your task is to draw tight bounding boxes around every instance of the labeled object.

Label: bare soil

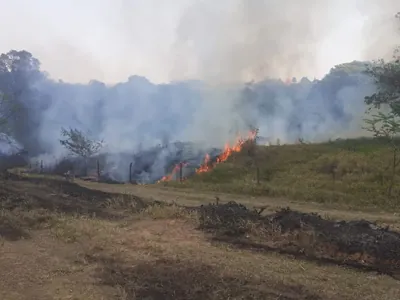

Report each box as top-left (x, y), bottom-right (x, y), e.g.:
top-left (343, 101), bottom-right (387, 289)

top-left (0, 174), bottom-right (400, 299)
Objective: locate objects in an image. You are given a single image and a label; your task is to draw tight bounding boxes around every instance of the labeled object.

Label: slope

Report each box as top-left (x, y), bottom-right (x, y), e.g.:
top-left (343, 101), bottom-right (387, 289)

top-left (163, 137), bottom-right (400, 211)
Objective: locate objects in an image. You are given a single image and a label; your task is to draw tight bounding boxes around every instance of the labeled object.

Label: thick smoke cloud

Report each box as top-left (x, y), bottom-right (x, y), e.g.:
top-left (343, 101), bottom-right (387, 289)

top-left (170, 0), bottom-right (399, 145)
top-left (172, 0), bottom-right (338, 82)
top-left (0, 0), bottom-right (399, 182)
top-left (171, 0), bottom-right (399, 82)
top-left (358, 0), bottom-right (400, 59)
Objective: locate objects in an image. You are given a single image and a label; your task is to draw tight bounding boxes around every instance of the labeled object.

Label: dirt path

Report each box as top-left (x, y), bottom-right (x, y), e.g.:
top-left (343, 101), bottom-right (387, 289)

top-left (77, 181), bottom-right (400, 228)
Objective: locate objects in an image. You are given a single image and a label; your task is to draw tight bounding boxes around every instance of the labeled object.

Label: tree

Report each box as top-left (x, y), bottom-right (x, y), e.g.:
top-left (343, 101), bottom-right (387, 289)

top-left (0, 93), bottom-right (22, 175)
top-left (0, 93), bottom-right (20, 142)
top-left (59, 127), bottom-right (103, 175)
top-left (0, 93), bottom-right (10, 134)
top-left (364, 52), bottom-right (400, 115)
top-left (0, 50), bottom-right (46, 155)
top-left (363, 13), bottom-right (400, 196)
top-left (364, 112), bottom-right (400, 196)
top-left (364, 13), bottom-right (400, 114)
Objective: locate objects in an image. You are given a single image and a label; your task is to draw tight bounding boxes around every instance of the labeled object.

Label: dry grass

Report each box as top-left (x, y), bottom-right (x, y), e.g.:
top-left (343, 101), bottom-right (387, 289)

top-left (78, 178), bottom-right (400, 233)
top-left (2, 207), bottom-right (399, 300)
top-left (1, 173), bottom-right (400, 299)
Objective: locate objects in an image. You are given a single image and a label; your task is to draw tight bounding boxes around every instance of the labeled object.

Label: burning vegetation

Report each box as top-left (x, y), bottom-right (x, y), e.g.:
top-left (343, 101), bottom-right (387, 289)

top-left (158, 162), bottom-right (189, 182)
top-left (158, 130), bottom-right (257, 182)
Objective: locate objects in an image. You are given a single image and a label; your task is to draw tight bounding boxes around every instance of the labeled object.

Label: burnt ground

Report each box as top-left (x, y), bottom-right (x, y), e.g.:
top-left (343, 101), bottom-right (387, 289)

top-left (1, 172), bottom-right (147, 215)
top-left (0, 172), bottom-right (150, 243)
top-left (198, 202), bottom-right (400, 278)
top-left (0, 173), bottom-right (400, 299)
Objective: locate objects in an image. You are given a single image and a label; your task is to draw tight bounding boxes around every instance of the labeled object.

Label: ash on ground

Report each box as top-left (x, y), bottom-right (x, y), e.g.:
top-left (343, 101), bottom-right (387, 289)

top-left (198, 201), bottom-right (400, 278)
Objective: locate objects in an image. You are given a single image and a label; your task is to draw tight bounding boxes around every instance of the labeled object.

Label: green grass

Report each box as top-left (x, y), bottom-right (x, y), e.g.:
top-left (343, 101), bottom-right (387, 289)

top-left (163, 137), bottom-right (400, 211)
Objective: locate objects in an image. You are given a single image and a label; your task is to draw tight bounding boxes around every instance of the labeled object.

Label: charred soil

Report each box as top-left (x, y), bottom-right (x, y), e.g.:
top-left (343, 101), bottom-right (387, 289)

top-left (198, 202), bottom-right (400, 279)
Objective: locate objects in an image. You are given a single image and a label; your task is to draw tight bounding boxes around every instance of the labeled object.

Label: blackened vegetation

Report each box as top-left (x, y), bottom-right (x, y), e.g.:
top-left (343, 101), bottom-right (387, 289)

top-left (130, 142), bottom-right (222, 183)
top-left (0, 172), bottom-right (148, 224)
top-left (93, 256), bottom-right (323, 300)
top-left (43, 141), bottom-right (223, 184)
top-left (198, 202), bottom-right (400, 278)
top-left (0, 150), bottom-right (28, 174)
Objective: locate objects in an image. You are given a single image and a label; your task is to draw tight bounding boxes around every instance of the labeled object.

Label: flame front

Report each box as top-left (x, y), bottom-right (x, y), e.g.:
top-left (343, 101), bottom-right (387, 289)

top-left (158, 130), bottom-right (256, 182)
top-left (196, 153), bottom-right (211, 173)
top-left (158, 162), bottom-right (188, 182)
top-left (196, 130), bottom-right (256, 174)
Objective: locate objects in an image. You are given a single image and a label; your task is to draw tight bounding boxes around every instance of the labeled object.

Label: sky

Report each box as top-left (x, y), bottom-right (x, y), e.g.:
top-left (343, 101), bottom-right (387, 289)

top-left (0, 0), bottom-right (398, 84)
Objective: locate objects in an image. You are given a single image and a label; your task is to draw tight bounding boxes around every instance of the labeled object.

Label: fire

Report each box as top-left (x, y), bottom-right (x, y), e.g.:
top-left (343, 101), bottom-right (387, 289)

top-left (158, 162), bottom-right (188, 182)
top-left (157, 130), bottom-right (256, 183)
top-left (196, 130), bottom-right (256, 174)
top-left (196, 153), bottom-right (211, 173)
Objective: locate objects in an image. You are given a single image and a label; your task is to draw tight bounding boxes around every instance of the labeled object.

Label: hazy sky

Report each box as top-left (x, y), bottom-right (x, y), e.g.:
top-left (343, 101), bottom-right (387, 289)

top-left (0, 0), bottom-right (398, 84)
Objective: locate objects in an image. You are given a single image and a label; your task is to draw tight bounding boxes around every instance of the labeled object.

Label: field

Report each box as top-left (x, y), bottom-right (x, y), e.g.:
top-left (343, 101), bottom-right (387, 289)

top-left (1, 138), bottom-right (400, 299)
top-left (166, 137), bottom-right (400, 211)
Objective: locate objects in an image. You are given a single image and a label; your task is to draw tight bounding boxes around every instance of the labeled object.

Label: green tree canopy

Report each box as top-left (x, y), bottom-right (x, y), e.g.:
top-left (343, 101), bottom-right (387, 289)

top-left (364, 13), bottom-right (400, 115)
top-left (59, 127), bottom-right (103, 159)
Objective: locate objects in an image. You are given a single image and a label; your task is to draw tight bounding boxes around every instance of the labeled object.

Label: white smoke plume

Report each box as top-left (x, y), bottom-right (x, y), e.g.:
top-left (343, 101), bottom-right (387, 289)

top-left (171, 0), bottom-right (400, 144)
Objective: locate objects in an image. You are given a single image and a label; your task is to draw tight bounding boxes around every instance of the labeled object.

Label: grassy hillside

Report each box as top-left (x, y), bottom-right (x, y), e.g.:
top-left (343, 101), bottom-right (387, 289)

top-left (164, 138), bottom-right (400, 211)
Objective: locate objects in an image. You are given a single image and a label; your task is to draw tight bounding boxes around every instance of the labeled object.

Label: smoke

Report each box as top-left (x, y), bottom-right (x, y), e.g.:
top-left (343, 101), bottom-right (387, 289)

top-left (30, 76), bottom-right (206, 181)
top-left (0, 0), bottom-right (400, 182)
top-left (0, 133), bottom-right (20, 155)
top-left (358, 0), bottom-right (400, 59)
top-left (171, 0), bottom-right (400, 81)
top-left (171, 0), bottom-right (336, 82)
top-left (171, 0), bottom-right (400, 145)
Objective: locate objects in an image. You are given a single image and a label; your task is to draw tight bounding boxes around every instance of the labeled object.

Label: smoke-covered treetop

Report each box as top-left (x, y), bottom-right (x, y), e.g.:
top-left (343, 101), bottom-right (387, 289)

top-left (0, 50), bottom-right (377, 153)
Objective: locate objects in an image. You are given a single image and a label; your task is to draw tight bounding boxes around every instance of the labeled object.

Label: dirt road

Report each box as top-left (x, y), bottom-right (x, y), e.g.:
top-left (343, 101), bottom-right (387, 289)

top-left (78, 180), bottom-right (400, 227)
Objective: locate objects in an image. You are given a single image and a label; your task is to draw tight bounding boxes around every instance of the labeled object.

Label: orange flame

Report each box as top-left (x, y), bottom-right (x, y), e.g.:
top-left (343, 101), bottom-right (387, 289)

top-left (158, 130), bottom-right (257, 182)
top-left (158, 162), bottom-right (188, 182)
top-left (196, 153), bottom-right (211, 173)
top-left (195, 130), bottom-right (256, 174)
top-left (284, 78), bottom-right (292, 85)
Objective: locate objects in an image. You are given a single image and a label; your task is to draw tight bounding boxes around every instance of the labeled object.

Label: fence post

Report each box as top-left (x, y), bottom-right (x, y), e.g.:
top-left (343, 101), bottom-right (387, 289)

top-left (179, 162), bottom-right (183, 182)
top-left (129, 162), bottom-right (133, 183)
top-left (97, 159), bottom-right (100, 180)
top-left (256, 166), bottom-right (260, 185)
